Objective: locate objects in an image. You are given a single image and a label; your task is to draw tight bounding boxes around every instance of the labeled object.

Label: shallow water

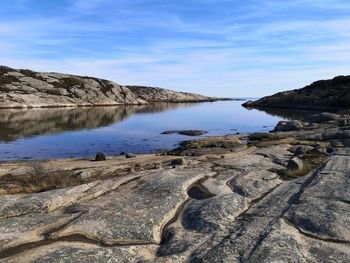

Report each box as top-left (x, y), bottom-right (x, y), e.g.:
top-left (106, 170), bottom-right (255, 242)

top-left (0, 100), bottom-right (315, 160)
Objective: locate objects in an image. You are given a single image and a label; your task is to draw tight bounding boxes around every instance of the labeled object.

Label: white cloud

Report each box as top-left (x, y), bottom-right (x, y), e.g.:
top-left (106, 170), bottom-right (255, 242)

top-left (1, 0), bottom-right (350, 97)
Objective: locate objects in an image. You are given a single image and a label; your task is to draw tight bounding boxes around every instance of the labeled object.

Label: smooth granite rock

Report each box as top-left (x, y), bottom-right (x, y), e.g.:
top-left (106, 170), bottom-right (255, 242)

top-left (0, 66), bottom-right (221, 108)
top-left (0, 119), bottom-right (349, 262)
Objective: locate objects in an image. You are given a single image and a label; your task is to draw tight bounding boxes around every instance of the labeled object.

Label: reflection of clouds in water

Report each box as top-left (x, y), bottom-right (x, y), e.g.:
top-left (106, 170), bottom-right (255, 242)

top-left (0, 101), bottom-right (300, 160)
top-left (0, 103), bottom-right (198, 142)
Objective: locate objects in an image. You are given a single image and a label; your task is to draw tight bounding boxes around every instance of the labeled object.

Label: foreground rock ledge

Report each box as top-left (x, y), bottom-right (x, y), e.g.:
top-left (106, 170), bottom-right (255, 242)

top-left (0, 115), bottom-right (350, 262)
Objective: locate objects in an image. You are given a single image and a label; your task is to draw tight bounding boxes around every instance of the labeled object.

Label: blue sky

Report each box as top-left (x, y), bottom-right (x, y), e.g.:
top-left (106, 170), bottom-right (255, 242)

top-left (1, 0), bottom-right (350, 97)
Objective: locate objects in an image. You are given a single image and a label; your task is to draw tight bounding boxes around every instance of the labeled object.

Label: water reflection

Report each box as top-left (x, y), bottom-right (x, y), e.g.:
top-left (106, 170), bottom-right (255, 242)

top-left (0, 103), bottom-right (196, 142)
top-left (0, 101), bottom-right (313, 160)
top-left (245, 107), bottom-right (321, 120)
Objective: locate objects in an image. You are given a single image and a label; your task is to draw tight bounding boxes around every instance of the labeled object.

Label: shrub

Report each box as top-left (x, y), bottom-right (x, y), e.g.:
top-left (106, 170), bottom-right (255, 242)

top-left (0, 162), bottom-right (82, 194)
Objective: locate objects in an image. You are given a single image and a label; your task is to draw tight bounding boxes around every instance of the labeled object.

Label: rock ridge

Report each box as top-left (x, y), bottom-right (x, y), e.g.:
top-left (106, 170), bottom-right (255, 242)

top-left (243, 75), bottom-right (350, 110)
top-left (0, 66), bottom-right (223, 109)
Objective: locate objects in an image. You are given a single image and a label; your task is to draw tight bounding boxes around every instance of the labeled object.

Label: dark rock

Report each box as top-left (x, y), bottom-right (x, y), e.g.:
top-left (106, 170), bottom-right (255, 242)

top-left (338, 118), bottom-right (350, 126)
top-left (94, 152), bottom-right (106, 161)
top-left (287, 157), bottom-right (304, 171)
top-left (170, 158), bottom-right (186, 166)
top-left (304, 112), bottom-right (340, 123)
top-left (242, 100), bottom-right (255, 108)
top-left (161, 130), bottom-right (207, 136)
top-left (178, 130), bottom-right (207, 136)
top-left (125, 153), bottom-right (136, 158)
top-left (294, 146), bottom-right (306, 156)
top-left (244, 75), bottom-right (350, 110)
top-left (157, 228), bottom-right (190, 256)
top-left (161, 130), bottom-right (177, 135)
top-left (274, 121), bottom-right (303, 132)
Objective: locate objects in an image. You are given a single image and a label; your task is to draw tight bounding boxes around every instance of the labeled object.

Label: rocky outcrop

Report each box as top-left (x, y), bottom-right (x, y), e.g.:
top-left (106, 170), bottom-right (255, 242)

top-left (0, 66), bottom-right (220, 108)
top-left (127, 86), bottom-right (220, 103)
top-left (0, 114), bottom-right (349, 262)
top-left (243, 75), bottom-right (350, 110)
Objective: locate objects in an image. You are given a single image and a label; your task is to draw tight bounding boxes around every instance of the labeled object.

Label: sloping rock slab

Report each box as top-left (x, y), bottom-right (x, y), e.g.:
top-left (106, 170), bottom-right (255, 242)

top-left (52, 167), bottom-right (214, 244)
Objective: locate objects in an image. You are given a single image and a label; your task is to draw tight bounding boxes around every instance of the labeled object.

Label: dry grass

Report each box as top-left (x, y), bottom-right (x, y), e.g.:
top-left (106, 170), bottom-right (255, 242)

top-left (277, 151), bottom-right (327, 180)
top-left (0, 162), bottom-right (83, 195)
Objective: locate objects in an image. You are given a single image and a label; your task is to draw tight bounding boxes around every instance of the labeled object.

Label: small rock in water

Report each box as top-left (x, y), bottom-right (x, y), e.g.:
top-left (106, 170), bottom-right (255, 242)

top-left (161, 130), bottom-right (207, 136)
top-left (178, 130), bottom-right (207, 136)
top-left (161, 130), bottom-right (177, 135)
top-left (125, 153), bottom-right (136, 158)
top-left (95, 152), bottom-right (106, 161)
top-left (287, 157), bottom-right (304, 171)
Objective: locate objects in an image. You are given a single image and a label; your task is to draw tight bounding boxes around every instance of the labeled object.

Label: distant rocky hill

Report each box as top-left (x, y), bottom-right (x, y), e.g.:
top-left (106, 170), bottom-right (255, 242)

top-left (127, 85), bottom-right (217, 103)
top-left (243, 75), bottom-right (350, 110)
top-left (0, 66), bottom-right (220, 108)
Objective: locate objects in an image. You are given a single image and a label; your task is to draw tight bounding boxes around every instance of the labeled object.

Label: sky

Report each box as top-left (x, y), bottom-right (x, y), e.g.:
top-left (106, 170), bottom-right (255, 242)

top-left (0, 0), bottom-right (350, 97)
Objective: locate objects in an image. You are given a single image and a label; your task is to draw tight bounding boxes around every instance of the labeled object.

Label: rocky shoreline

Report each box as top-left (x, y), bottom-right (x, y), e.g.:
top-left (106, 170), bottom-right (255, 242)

top-left (0, 111), bottom-right (349, 262)
top-left (243, 75), bottom-right (350, 111)
top-left (0, 66), bottom-right (229, 109)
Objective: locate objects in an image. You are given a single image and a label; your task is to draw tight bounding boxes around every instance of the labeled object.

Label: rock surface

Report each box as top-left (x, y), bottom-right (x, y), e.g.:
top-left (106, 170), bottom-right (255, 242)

top-left (127, 86), bottom-right (222, 103)
top-left (94, 152), bottom-right (106, 161)
top-left (0, 66), bottom-right (222, 108)
top-left (304, 112), bottom-right (340, 123)
top-left (243, 75), bottom-right (350, 110)
top-left (274, 120), bottom-right (303, 131)
top-left (0, 113), bottom-right (350, 262)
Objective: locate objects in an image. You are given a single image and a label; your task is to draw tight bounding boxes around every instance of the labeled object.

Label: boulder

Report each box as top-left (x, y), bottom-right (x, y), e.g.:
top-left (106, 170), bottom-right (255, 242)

top-left (287, 157), bottom-right (304, 171)
top-left (170, 158), bottom-right (186, 166)
top-left (274, 121), bottom-right (303, 132)
top-left (94, 152), bottom-right (106, 161)
top-left (125, 153), bottom-right (136, 158)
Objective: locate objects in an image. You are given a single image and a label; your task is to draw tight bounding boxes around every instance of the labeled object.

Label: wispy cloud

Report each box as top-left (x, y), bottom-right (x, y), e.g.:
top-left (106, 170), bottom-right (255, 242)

top-left (0, 0), bottom-right (350, 97)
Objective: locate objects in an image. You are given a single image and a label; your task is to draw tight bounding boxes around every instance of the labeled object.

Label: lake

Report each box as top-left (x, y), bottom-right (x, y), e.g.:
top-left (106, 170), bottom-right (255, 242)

top-left (0, 100), bottom-right (314, 160)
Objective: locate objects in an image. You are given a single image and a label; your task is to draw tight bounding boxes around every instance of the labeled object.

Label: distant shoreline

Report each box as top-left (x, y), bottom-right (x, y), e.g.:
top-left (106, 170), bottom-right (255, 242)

top-left (0, 98), bottom-right (234, 109)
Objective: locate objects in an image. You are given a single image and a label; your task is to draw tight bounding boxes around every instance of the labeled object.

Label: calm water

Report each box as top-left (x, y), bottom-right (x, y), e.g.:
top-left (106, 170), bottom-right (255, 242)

top-left (0, 101), bottom-right (312, 160)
